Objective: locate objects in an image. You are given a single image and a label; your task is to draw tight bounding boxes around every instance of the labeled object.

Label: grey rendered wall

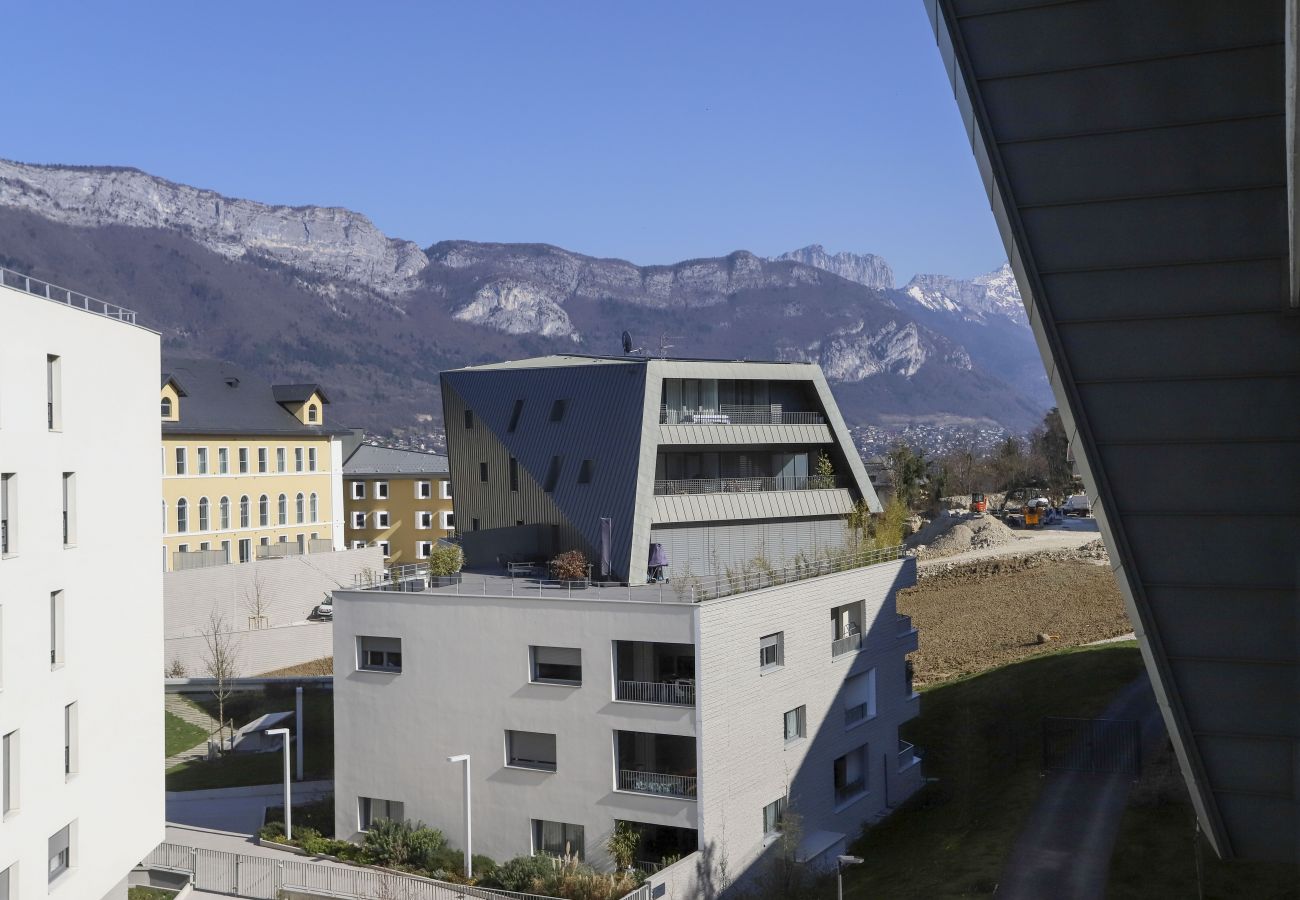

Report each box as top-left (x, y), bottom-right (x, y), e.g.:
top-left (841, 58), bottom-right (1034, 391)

top-left (163, 547), bottom-right (383, 675)
top-left (649, 517), bottom-right (851, 579)
top-left (694, 558), bottom-right (922, 890)
top-left (332, 588), bottom-right (698, 869)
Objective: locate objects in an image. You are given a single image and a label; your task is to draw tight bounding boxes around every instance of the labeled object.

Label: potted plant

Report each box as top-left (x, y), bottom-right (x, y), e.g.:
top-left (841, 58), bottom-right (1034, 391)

top-left (549, 549), bottom-right (591, 587)
top-left (426, 543), bottom-right (464, 586)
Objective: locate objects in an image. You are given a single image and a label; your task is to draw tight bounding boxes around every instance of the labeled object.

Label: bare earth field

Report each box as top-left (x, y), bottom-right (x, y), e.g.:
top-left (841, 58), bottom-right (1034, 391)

top-left (900, 553), bottom-right (1131, 686)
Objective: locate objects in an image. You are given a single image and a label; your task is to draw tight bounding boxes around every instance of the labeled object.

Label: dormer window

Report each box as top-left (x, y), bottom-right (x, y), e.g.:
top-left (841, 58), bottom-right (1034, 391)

top-left (224, 377), bottom-right (239, 389)
top-left (161, 397), bottom-right (173, 417)
top-left (308, 404), bottom-right (319, 423)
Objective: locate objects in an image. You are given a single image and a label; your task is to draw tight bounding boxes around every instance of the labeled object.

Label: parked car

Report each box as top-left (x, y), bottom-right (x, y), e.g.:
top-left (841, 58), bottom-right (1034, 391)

top-left (309, 600), bottom-right (333, 621)
top-left (1063, 494), bottom-right (1092, 517)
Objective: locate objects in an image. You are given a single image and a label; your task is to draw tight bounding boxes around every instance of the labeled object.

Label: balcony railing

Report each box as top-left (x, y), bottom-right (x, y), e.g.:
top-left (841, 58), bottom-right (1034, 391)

top-left (617, 770), bottom-right (697, 799)
top-left (654, 474), bottom-right (841, 495)
top-left (256, 543), bottom-right (303, 560)
top-left (659, 405), bottom-right (825, 426)
top-left (173, 549), bottom-right (230, 571)
top-left (899, 740), bottom-right (918, 770)
top-left (309, 538), bottom-right (334, 554)
top-left (616, 680), bottom-right (695, 706)
top-left (1, 519), bottom-right (8, 554)
top-left (831, 632), bottom-right (862, 658)
top-left (1, 265), bottom-right (138, 324)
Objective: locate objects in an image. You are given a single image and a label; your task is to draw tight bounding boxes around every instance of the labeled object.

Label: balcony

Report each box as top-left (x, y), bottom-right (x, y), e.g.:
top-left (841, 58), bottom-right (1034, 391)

top-left (614, 641), bottom-right (695, 707)
top-left (831, 601), bottom-right (865, 658)
top-left (831, 632), bottom-right (862, 658)
top-left (899, 740), bottom-right (920, 771)
top-left (1, 265), bottom-right (138, 323)
top-left (654, 474), bottom-right (842, 496)
top-left (615, 731), bottom-right (696, 800)
top-left (659, 405), bottom-right (825, 426)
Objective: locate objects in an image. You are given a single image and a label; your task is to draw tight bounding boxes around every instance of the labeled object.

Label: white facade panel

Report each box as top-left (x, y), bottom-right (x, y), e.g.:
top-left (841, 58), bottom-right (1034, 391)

top-left (0, 282), bottom-right (164, 900)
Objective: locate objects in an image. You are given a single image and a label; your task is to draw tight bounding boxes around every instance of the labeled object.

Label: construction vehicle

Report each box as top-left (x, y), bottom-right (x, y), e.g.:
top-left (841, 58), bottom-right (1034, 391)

top-left (970, 492), bottom-right (988, 516)
top-left (999, 486), bottom-right (1050, 528)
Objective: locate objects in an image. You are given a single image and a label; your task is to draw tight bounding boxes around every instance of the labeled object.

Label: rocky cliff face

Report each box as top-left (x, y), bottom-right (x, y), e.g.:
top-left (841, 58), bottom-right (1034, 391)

top-left (902, 263), bottom-right (1027, 324)
top-left (0, 159), bottom-right (428, 294)
top-left (775, 244), bottom-right (895, 291)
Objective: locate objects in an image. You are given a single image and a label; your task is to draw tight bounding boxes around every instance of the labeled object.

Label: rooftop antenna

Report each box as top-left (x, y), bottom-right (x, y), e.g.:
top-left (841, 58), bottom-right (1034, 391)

top-left (658, 333), bottom-right (680, 359)
top-left (621, 330), bottom-right (644, 355)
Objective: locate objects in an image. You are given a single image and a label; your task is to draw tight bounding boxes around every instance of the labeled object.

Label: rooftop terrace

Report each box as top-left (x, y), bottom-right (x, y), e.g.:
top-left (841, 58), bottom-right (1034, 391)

top-left (1, 264), bottom-right (138, 324)
top-left (349, 543), bottom-right (905, 604)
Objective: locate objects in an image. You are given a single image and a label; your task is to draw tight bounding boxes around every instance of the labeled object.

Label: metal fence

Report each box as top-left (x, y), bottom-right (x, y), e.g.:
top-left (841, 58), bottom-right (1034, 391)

top-left (653, 474), bottom-right (841, 495)
top-left (1, 264), bottom-right (138, 323)
top-left (615, 680), bottom-right (695, 706)
top-left (1042, 717), bottom-right (1142, 776)
top-left (831, 632), bottom-right (862, 658)
top-left (143, 842), bottom-right (568, 900)
top-left (174, 548), bottom-right (230, 571)
top-left (258, 542), bottom-right (305, 560)
top-left (617, 769), bottom-right (698, 799)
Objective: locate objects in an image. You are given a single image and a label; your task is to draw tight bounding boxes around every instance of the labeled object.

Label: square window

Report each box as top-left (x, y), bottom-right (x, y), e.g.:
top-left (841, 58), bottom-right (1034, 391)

top-left (417, 511), bottom-right (433, 529)
top-left (378, 540), bottom-right (391, 558)
top-left (357, 636), bottom-right (402, 672)
top-left (439, 480), bottom-right (453, 500)
top-left (417, 481), bottom-right (432, 499)
top-left (417, 541), bottom-right (432, 559)
top-left (358, 797), bottom-right (404, 831)
top-left (375, 511), bottom-right (390, 528)
top-left (351, 511), bottom-right (367, 529)
top-left (533, 819), bottom-right (584, 860)
top-left (784, 705), bottom-right (806, 743)
top-left (506, 730), bottom-right (557, 771)
top-left (351, 481), bottom-right (366, 500)
top-left (375, 481), bottom-right (389, 500)
top-left (759, 632), bottom-right (784, 671)
top-left (530, 646), bottom-right (581, 685)
top-left (441, 511), bottom-right (455, 531)
top-left (762, 797), bottom-right (787, 837)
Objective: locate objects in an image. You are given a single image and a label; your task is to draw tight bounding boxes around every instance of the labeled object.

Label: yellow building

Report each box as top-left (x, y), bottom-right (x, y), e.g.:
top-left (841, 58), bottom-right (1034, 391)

top-left (342, 444), bottom-right (453, 567)
top-left (161, 360), bottom-right (347, 571)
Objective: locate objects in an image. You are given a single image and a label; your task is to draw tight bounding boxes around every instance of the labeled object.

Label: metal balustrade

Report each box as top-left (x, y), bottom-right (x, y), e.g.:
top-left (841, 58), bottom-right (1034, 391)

top-left (659, 405), bottom-right (825, 426)
top-left (831, 632), bottom-right (862, 658)
top-left (654, 474), bottom-right (842, 495)
top-left (845, 702), bottom-right (868, 726)
top-left (1, 265), bottom-right (138, 324)
top-left (616, 680), bottom-right (695, 706)
top-left (898, 740), bottom-right (918, 769)
top-left (617, 769), bottom-right (697, 799)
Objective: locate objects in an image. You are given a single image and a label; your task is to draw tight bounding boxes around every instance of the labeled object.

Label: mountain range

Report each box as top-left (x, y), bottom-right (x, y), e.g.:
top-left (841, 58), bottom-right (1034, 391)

top-left (0, 159), bottom-right (1051, 440)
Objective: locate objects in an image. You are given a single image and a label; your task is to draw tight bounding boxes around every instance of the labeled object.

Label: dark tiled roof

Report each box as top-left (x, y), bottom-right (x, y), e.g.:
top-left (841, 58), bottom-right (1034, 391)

top-left (272, 383), bottom-right (331, 404)
top-left (161, 359), bottom-right (349, 437)
top-left (161, 373), bottom-right (188, 395)
top-left (343, 444), bottom-right (449, 477)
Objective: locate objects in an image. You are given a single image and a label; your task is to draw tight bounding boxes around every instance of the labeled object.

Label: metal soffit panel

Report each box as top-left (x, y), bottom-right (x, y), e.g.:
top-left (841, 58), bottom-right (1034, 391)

top-left (931, 0), bottom-right (1300, 862)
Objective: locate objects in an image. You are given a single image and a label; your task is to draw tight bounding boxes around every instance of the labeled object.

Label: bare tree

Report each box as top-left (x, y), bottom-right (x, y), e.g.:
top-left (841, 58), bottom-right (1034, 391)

top-left (241, 570), bottom-right (273, 630)
top-left (200, 608), bottom-right (240, 751)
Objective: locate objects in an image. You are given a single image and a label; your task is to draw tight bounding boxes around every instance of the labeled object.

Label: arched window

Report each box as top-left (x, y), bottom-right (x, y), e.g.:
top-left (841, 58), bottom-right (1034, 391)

top-left (259, 495), bottom-right (269, 527)
top-left (295, 492), bottom-right (305, 524)
top-left (176, 498), bottom-right (188, 534)
top-left (198, 497), bottom-right (210, 531)
top-left (307, 404), bottom-right (318, 422)
top-left (309, 492), bottom-right (318, 523)
top-left (161, 397), bottom-right (172, 417)
top-left (278, 493), bottom-right (287, 525)
top-left (219, 496), bottom-right (230, 530)
top-left (240, 495), bottom-right (250, 528)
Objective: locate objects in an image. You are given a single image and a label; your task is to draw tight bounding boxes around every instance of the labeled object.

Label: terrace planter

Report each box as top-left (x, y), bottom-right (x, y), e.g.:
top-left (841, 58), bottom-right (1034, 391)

top-left (428, 573), bottom-right (462, 587)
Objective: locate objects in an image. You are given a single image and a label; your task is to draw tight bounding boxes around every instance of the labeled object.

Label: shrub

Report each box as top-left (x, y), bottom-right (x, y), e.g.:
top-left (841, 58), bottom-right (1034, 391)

top-left (493, 854), bottom-right (556, 891)
top-left (363, 817), bottom-right (412, 866)
top-left (427, 543), bottom-right (464, 577)
top-left (259, 822), bottom-right (285, 843)
top-left (296, 828), bottom-right (328, 855)
top-left (405, 825), bottom-right (449, 871)
top-left (549, 549), bottom-right (589, 582)
top-left (606, 821), bottom-right (640, 871)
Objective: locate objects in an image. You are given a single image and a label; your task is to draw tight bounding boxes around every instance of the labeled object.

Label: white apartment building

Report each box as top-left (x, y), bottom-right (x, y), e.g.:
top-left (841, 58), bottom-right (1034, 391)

top-left (332, 356), bottom-right (924, 895)
top-left (0, 269), bottom-right (164, 899)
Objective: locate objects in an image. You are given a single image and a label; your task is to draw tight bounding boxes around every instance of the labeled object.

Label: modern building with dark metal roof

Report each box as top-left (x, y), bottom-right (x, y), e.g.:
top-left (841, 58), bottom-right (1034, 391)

top-left (159, 359), bottom-right (348, 570)
top-left (440, 354), bottom-right (880, 582)
top-left (925, 0), bottom-right (1300, 862)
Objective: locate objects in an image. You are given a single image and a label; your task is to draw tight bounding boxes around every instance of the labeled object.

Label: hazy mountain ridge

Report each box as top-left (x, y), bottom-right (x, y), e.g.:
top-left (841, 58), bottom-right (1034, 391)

top-left (0, 161), bottom-right (1051, 434)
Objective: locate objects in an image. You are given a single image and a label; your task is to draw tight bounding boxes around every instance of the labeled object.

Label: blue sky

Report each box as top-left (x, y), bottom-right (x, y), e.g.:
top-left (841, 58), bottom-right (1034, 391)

top-left (5, 1), bottom-right (1005, 283)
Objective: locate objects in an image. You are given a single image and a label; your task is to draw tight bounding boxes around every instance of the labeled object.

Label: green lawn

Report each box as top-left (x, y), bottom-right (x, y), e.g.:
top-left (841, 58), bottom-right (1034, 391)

top-left (1107, 743), bottom-right (1300, 899)
top-left (166, 688), bottom-right (333, 792)
top-left (844, 642), bottom-right (1145, 899)
top-left (128, 888), bottom-right (177, 900)
top-left (164, 710), bottom-right (209, 757)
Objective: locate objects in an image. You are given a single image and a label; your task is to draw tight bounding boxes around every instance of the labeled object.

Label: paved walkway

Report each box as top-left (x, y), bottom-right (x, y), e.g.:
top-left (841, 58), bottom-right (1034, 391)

top-left (165, 695), bottom-right (222, 768)
top-left (995, 674), bottom-right (1165, 899)
top-left (166, 780), bottom-right (334, 834)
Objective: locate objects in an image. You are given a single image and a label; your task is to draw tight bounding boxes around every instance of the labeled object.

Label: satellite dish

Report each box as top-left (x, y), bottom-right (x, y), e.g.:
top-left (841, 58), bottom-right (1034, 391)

top-left (621, 330), bottom-right (633, 354)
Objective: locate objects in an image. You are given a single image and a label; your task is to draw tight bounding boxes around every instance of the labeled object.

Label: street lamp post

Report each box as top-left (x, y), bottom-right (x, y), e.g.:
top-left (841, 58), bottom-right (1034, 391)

top-left (447, 754), bottom-right (472, 879)
top-left (268, 727), bottom-right (292, 840)
top-left (837, 854), bottom-right (864, 900)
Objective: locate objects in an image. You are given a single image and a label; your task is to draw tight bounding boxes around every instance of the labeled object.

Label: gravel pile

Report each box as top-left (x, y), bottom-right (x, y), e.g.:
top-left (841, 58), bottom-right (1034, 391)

top-left (908, 512), bottom-right (1022, 560)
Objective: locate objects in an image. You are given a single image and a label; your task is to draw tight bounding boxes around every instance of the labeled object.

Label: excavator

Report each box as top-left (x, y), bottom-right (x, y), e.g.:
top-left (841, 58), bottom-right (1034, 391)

top-left (969, 492), bottom-right (988, 516)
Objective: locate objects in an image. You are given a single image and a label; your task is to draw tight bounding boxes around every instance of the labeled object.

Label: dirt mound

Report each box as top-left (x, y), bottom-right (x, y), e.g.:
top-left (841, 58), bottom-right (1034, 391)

top-left (908, 512), bottom-right (1022, 560)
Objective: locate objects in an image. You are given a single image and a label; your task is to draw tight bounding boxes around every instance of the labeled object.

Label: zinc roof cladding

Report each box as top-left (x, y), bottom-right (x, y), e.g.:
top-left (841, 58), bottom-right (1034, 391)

top-left (161, 373), bottom-right (188, 395)
top-left (160, 358), bottom-right (350, 437)
top-left (272, 383), bottom-right (331, 404)
top-left (449, 353), bottom-right (822, 372)
top-left (343, 444), bottom-right (450, 477)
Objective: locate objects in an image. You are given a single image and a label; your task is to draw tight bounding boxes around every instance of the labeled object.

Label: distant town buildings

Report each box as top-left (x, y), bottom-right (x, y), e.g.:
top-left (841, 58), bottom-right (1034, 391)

top-left (160, 361), bottom-right (348, 571)
top-left (0, 269), bottom-right (163, 899)
top-left (331, 355), bottom-right (923, 893)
